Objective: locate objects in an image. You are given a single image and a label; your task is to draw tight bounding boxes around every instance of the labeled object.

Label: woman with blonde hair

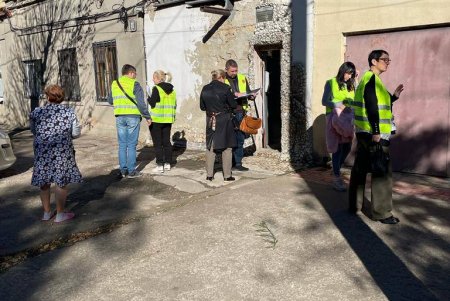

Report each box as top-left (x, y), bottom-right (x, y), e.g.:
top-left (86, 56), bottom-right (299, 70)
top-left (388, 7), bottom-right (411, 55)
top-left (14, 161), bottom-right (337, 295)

top-left (200, 69), bottom-right (237, 181)
top-left (30, 84), bottom-right (82, 223)
top-left (147, 70), bottom-right (177, 173)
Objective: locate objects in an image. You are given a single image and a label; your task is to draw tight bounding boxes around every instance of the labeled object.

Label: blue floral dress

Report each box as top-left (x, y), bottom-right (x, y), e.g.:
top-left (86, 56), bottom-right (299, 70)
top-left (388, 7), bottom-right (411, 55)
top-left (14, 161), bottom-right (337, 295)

top-left (30, 103), bottom-right (82, 187)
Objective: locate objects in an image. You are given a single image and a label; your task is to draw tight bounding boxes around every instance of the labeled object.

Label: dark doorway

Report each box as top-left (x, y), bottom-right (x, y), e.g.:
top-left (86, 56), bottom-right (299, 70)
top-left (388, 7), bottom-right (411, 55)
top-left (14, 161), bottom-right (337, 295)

top-left (260, 49), bottom-right (281, 151)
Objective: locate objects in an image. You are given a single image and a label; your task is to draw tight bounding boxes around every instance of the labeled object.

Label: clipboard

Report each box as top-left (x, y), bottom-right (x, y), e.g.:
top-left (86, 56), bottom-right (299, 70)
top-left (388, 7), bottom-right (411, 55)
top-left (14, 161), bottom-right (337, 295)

top-left (235, 88), bottom-right (260, 100)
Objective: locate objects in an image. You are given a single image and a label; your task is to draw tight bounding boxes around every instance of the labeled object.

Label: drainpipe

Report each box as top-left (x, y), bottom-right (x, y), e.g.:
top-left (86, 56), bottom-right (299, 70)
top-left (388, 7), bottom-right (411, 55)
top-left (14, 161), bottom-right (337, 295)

top-left (305, 0), bottom-right (314, 130)
top-left (142, 13), bottom-right (149, 89)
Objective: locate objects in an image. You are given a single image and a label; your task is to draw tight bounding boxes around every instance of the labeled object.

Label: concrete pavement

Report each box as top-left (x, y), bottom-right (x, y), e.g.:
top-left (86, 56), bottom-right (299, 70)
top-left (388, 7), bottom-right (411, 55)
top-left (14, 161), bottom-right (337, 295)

top-left (0, 130), bottom-right (449, 300)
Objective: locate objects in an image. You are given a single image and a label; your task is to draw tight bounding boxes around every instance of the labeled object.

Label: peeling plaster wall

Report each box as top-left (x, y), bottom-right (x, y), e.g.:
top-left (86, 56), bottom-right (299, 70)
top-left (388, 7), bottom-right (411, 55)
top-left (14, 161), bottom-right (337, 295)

top-left (144, 1), bottom-right (258, 149)
top-left (0, 0), bottom-right (146, 140)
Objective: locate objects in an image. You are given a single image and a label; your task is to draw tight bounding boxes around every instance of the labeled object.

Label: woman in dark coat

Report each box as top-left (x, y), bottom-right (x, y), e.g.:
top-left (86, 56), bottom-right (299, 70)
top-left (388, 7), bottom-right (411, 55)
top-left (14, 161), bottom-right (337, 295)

top-left (200, 69), bottom-right (237, 181)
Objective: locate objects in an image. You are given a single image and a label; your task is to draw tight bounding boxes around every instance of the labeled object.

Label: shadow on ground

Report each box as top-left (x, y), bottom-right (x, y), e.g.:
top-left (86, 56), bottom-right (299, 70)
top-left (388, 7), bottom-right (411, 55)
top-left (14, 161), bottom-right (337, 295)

top-left (296, 169), bottom-right (448, 300)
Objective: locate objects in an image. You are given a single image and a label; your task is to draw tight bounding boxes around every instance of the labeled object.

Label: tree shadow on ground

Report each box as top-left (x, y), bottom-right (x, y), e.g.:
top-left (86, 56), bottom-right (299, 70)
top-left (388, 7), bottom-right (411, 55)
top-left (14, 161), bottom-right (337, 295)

top-left (0, 174), bottom-right (149, 300)
top-left (296, 171), bottom-right (447, 300)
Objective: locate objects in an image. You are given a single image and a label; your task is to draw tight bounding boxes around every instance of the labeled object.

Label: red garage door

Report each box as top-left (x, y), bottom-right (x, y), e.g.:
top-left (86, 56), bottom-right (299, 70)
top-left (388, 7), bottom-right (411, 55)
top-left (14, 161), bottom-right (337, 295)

top-left (346, 27), bottom-right (450, 177)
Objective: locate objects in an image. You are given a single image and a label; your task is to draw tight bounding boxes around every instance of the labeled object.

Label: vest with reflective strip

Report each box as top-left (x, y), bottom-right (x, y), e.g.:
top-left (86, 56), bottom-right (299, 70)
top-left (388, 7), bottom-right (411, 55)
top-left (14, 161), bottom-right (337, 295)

top-left (150, 85), bottom-right (176, 123)
top-left (225, 73), bottom-right (249, 110)
top-left (325, 77), bottom-right (355, 114)
top-left (111, 76), bottom-right (141, 116)
top-left (352, 71), bottom-right (392, 134)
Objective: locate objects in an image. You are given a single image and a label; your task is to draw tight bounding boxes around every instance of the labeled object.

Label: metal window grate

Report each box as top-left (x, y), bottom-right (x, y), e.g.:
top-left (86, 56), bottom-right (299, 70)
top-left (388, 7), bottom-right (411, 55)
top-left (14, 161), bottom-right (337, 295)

top-left (58, 48), bottom-right (81, 101)
top-left (93, 40), bottom-right (118, 102)
top-left (23, 60), bottom-right (43, 99)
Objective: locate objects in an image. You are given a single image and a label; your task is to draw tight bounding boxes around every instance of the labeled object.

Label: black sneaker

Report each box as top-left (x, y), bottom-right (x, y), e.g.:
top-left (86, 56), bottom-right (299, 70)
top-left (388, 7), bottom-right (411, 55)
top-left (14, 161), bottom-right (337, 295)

top-left (119, 170), bottom-right (128, 179)
top-left (224, 176), bottom-right (235, 181)
top-left (379, 216), bottom-right (400, 224)
top-left (232, 165), bottom-right (249, 171)
top-left (127, 171), bottom-right (143, 179)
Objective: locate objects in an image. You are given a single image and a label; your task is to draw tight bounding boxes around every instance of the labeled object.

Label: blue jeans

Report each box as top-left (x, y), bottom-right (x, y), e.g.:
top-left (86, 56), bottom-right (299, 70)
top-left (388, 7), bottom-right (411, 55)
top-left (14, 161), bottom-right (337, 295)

top-left (233, 111), bottom-right (245, 166)
top-left (116, 115), bottom-right (141, 173)
top-left (332, 142), bottom-right (351, 177)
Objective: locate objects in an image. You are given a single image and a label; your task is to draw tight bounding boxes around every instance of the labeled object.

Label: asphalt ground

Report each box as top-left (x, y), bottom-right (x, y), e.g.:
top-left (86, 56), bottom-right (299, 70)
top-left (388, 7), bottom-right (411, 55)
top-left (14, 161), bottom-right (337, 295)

top-left (0, 130), bottom-right (448, 300)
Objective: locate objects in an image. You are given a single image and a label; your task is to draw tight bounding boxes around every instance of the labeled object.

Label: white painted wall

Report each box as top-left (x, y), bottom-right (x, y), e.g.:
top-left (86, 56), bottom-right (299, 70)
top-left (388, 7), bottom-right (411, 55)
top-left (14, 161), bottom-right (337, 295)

top-left (144, 6), bottom-right (209, 115)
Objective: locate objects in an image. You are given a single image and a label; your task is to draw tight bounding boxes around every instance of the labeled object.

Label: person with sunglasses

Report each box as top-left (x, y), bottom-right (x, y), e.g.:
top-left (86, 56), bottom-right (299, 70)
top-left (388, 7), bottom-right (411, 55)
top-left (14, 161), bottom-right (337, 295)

top-left (349, 50), bottom-right (404, 224)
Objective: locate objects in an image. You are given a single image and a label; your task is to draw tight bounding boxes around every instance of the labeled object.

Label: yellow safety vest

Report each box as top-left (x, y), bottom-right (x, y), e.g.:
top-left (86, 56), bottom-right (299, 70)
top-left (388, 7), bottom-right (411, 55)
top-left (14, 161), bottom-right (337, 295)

top-left (150, 86), bottom-right (176, 123)
top-left (111, 76), bottom-right (141, 116)
top-left (325, 77), bottom-right (355, 115)
top-left (225, 73), bottom-right (249, 111)
top-left (352, 71), bottom-right (392, 134)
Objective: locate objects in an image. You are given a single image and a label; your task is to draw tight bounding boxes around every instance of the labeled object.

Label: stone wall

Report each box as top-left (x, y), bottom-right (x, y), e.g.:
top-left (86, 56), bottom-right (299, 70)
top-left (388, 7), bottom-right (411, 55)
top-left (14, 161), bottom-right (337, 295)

top-left (250, 1), bottom-right (312, 167)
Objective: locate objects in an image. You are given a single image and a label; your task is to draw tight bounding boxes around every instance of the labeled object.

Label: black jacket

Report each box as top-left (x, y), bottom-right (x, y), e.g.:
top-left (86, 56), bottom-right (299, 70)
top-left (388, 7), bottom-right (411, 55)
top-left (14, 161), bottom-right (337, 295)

top-left (200, 80), bottom-right (237, 150)
top-left (148, 82), bottom-right (174, 108)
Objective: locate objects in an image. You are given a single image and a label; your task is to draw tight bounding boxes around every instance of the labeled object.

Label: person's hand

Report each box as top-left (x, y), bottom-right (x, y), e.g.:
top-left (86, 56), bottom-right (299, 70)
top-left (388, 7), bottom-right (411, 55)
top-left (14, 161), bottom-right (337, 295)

top-left (235, 92), bottom-right (244, 98)
top-left (394, 84), bottom-right (404, 98)
top-left (146, 119), bottom-right (152, 126)
top-left (372, 134), bottom-right (381, 143)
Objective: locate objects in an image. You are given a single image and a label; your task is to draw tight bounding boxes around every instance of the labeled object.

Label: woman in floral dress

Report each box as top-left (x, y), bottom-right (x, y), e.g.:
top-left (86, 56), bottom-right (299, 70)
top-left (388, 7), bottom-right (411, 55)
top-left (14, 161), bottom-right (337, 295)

top-left (30, 85), bottom-right (82, 223)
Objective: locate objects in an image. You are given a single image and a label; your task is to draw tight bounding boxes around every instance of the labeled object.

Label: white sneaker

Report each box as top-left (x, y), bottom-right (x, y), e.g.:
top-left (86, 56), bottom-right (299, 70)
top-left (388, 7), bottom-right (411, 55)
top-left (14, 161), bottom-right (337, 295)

top-left (153, 165), bottom-right (164, 173)
top-left (333, 177), bottom-right (346, 192)
top-left (164, 163), bottom-right (171, 171)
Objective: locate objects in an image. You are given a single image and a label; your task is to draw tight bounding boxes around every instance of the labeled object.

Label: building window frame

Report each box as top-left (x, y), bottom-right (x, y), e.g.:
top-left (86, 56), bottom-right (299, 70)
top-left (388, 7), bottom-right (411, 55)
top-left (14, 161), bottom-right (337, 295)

top-left (58, 48), bottom-right (81, 101)
top-left (92, 40), bottom-right (118, 102)
top-left (23, 59), bottom-right (43, 99)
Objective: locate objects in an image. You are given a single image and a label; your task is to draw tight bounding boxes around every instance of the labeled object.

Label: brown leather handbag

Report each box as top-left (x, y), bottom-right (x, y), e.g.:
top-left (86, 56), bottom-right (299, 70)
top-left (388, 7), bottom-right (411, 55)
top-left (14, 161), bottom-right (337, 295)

top-left (240, 115), bottom-right (262, 135)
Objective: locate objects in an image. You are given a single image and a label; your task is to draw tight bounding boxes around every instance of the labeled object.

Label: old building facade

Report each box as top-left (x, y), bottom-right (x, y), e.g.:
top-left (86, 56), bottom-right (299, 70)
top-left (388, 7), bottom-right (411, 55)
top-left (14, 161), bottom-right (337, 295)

top-left (0, 0), bottom-right (147, 136)
top-left (1, 0), bottom-right (449, 176)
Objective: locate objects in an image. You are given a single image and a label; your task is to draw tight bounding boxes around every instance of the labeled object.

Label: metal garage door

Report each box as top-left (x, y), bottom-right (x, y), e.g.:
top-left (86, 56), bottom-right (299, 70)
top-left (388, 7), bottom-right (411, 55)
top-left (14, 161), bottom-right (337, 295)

top-left (345, 27), bottom-right (450, 177)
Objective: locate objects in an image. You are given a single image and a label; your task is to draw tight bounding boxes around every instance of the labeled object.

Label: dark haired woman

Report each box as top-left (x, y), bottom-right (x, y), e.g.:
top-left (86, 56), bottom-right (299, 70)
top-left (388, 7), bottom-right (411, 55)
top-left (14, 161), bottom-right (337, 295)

top-left (30, 85), bottom-right (82, 223)
top-left (322, 62), bottom-right (356, 191)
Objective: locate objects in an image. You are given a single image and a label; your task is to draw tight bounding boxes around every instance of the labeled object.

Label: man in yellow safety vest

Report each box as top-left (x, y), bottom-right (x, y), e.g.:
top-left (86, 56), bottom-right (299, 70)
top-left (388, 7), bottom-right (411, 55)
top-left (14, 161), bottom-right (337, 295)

top-left (349, 50), bottom-right (404, 224)
top-left (108, 64), bottom-right (152, 179)
top-left (224, 59), bottom-right (254, 171)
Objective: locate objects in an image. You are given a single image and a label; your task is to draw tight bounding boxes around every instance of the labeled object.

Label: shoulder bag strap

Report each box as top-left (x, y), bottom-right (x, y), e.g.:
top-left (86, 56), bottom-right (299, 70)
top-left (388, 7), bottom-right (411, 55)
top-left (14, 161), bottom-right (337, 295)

top-left (115, 79), bottom-right (138, 107)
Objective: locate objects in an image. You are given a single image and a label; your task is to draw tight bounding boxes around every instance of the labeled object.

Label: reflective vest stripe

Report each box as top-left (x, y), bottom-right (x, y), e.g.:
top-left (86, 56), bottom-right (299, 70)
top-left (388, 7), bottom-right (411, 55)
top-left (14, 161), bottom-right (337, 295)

top-left (325, 77), bottom-right (355, 114)
top-left (354, 116), bottom-right (391, 123)
top-left (111, 76), bottom-right (141, 116)
top-left (153, 105), bottom-right (176, 109)
top-left (352, 71), bottom-right (392, 134)
top-left (352, 101), bottom-right (390, 110)
top-left (150, 85), bottom-right (176, 123)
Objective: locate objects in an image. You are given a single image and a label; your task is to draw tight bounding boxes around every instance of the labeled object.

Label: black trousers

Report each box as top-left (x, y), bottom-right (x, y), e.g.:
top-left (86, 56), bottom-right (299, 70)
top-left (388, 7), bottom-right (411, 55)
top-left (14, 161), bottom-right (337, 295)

top-left (349, 133), bottom-right (393, 220)
top-left (150, 123), bottom-right (172, 165)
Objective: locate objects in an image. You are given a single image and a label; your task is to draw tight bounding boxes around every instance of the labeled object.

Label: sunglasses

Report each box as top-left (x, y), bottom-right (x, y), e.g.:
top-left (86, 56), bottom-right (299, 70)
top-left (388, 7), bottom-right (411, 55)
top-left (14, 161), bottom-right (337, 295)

top-left (378, 58), bottom-right (391, 63)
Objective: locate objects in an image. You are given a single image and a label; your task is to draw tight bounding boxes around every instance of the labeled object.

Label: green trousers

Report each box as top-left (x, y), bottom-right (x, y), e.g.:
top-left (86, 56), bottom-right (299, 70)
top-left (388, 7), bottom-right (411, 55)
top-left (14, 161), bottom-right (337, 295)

top-left (349, 134), bottom-right (393, 220)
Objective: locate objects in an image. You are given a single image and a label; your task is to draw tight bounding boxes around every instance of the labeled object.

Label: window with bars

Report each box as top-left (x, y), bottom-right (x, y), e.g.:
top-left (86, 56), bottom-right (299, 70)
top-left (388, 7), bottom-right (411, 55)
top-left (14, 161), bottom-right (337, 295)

top-left (23, 59), bottom-right (43, 99)
top-left (93, 40), bottom-right (118, 102)
top-left (58, 48), bottom-right (81, 101)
